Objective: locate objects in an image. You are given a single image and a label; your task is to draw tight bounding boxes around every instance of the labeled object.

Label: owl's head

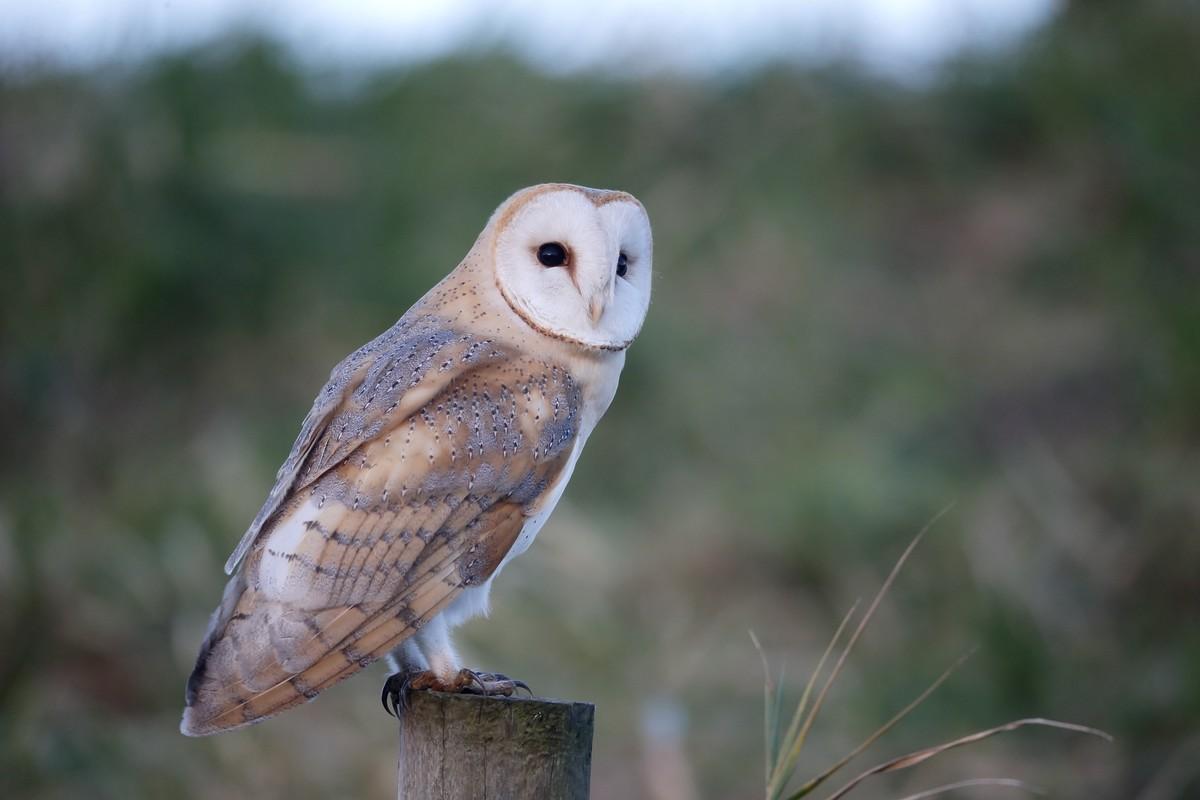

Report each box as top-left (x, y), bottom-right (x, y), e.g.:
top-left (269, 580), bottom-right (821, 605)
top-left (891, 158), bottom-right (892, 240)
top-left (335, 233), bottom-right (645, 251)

top-left (490, 184), bottom-right (652, 351)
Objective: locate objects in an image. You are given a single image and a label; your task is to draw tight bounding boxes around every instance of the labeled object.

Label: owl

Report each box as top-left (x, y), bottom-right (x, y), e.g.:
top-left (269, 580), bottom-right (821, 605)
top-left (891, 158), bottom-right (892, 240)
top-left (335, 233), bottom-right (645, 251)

top-left (180, 183), bottom-right (652, 736)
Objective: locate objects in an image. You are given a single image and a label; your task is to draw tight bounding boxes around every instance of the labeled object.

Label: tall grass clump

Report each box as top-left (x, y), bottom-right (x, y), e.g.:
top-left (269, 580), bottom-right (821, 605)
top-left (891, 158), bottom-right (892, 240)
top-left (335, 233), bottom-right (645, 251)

top-left (753, 510), bottom-right (1111, 800)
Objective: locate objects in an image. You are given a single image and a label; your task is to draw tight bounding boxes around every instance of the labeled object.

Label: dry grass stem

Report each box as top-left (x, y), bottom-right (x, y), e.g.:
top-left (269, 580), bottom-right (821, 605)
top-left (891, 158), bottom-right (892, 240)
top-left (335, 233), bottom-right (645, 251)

top-left (893, 777), bottom-right (1045, 799)
top-left (821, 718), bottom-right (1112, 800)
top-left (788, 649), bottom-right (977, 799)
top-left (757, 505), bottom-right (1110, 800)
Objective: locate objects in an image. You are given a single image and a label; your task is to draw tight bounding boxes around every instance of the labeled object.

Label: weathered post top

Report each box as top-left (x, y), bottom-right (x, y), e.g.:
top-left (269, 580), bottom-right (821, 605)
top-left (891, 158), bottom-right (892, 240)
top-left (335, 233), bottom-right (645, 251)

top-left (397, 692), bottom-right (595, 800)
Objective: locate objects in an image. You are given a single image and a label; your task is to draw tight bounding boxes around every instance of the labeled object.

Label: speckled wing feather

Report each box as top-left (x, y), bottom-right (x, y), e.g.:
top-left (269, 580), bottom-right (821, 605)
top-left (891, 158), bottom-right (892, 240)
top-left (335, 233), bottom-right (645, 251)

top-left (183, 312), bottom-right (582, 735)
top-left (225, 316), bottom-right (474, 575)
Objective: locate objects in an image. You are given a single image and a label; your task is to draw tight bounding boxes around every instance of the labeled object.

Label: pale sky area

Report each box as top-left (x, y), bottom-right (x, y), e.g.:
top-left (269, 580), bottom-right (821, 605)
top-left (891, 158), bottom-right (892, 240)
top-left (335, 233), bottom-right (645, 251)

top-left (1, 0), bottom-right (1060, 78)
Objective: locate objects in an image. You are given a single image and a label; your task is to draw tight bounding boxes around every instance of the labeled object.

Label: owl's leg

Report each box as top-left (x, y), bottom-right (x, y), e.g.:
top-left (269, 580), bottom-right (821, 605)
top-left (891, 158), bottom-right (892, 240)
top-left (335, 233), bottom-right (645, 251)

top-left (381, 615), bottom-right (465, 715)
top-left (414, 616), bottom-right (531, 696)
top-left (381, 615), bottom-right (530, 716)
top-left (414, 614), bottom-right (461, 683)
top-left (385, 637), bottom-right (428, 675)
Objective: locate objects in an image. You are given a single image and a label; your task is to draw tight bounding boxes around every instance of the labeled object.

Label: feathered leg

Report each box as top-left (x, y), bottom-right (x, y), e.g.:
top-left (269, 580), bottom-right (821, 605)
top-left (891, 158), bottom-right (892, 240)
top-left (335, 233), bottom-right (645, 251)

top-left (380, 615), bottom-right (529, 716)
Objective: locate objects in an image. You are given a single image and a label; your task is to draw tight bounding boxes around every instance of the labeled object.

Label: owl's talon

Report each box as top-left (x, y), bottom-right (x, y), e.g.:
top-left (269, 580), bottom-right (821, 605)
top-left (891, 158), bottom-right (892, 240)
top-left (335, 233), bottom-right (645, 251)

top-left (458, 669), bottom-right (532, 698)
top-left (470, 672), bottom-right (533, 697)
top-left (466, 670), bottom-right (488, 694)
top-left (381, 679), bottom-right (395, 717)
top-left (383, 668), bottom-right (533, 712)
top-left (383, 670), bottom-right (427, 716)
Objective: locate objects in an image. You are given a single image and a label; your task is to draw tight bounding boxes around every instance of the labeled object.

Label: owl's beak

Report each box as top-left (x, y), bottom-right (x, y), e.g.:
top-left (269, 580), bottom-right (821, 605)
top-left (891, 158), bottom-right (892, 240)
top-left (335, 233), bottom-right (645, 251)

top-left (588, 294), bottom-right (606, 325)
top-left (586, 275), bottom-right (614, 325)
top-left (573, 262), bottom-right (613, 326)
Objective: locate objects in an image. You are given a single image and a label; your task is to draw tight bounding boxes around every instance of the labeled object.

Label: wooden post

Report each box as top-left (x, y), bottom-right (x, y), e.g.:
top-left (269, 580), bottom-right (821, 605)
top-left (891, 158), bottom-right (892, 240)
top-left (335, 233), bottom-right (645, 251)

top-left (397, 692), bottom-right (594, 799)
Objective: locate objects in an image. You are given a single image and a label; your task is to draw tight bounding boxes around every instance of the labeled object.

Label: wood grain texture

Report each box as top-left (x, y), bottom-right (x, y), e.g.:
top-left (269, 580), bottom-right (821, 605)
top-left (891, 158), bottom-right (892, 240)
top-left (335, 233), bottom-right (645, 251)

top-left (397, 693), bottom-right (594, 800)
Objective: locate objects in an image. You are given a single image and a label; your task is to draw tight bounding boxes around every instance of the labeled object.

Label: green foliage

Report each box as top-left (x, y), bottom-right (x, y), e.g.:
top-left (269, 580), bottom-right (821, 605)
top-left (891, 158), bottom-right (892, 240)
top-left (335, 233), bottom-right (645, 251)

top-left (756, 522), bottom-right (1109, 800)
top-left (2, 3), bottom-right (1198, 797)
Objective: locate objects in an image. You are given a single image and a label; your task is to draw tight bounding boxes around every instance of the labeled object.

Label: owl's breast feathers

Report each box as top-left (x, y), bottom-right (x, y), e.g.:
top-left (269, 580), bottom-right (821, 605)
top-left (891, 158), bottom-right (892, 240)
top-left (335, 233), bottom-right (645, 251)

top-left (182, 314), bottom-right (583, 736)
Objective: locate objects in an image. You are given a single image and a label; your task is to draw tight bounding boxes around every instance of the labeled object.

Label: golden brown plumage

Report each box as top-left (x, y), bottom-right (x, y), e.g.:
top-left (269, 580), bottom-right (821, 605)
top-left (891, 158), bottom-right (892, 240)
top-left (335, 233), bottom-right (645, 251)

top-left (182, 184), bottom-right (652, 735)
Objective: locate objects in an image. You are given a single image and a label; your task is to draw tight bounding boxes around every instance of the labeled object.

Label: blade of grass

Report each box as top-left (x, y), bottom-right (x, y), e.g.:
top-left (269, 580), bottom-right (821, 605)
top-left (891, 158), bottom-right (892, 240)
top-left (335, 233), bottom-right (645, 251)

top-left (766, 600), bottom-right (860, 800)
top-left (822, 718), bottom-right (1113, 800)
top-left (771, 503), bottom-right (953, 798)
top-left (773, 663), bottom-right (788, 769)
top-left (750, 630), bottom-right (779, 788)
top-left (894, 778), bottom-right (1045, 800)
top-left (784, 649), bottom-right (977, 800)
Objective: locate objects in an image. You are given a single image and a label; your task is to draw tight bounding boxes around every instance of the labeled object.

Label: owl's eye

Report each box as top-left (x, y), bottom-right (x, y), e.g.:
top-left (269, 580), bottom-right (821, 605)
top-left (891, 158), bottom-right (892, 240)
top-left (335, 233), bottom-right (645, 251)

top-left (616, 252), bottom-right (628, 278)
top-left (537, 242), bottom-right (568, 267)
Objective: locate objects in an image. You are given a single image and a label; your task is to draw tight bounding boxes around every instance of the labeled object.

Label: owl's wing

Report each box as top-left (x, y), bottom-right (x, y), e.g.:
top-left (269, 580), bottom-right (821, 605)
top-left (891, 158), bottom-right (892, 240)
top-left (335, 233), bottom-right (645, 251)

top-left (224, 315), bottom-right (482, 575)
top-left (183, 315), bottom-right (583, 735)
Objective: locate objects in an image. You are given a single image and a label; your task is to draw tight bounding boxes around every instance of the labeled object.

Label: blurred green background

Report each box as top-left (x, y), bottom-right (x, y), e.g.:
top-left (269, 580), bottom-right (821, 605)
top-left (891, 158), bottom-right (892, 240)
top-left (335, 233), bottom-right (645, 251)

top-left (2, 1), bottom-right (1198, 798)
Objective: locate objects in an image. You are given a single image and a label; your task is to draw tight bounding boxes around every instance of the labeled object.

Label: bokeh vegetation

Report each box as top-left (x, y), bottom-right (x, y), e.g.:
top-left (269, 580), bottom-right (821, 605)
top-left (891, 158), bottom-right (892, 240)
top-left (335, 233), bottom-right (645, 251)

top-left (2, 2), bottom-right (1198, 798)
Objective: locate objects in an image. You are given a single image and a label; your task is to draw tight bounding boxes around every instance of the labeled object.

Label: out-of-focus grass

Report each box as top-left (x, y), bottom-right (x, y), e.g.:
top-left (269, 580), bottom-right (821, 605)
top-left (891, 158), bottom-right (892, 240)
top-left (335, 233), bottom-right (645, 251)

top-left (2, 2), bottom-right (1199, 798)
top-left (756, 520), bottom-right (1110, 800)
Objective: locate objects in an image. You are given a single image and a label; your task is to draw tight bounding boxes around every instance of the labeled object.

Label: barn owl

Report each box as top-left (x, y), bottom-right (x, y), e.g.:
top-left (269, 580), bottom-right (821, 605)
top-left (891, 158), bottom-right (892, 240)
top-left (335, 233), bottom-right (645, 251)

top-left (181, 183), bottom-right (652, 736)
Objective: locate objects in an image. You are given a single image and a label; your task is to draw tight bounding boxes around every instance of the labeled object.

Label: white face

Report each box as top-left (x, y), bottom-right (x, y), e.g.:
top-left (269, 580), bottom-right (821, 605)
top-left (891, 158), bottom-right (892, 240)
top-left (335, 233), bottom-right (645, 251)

top-left (492, 187), bottom-right (652, 351)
